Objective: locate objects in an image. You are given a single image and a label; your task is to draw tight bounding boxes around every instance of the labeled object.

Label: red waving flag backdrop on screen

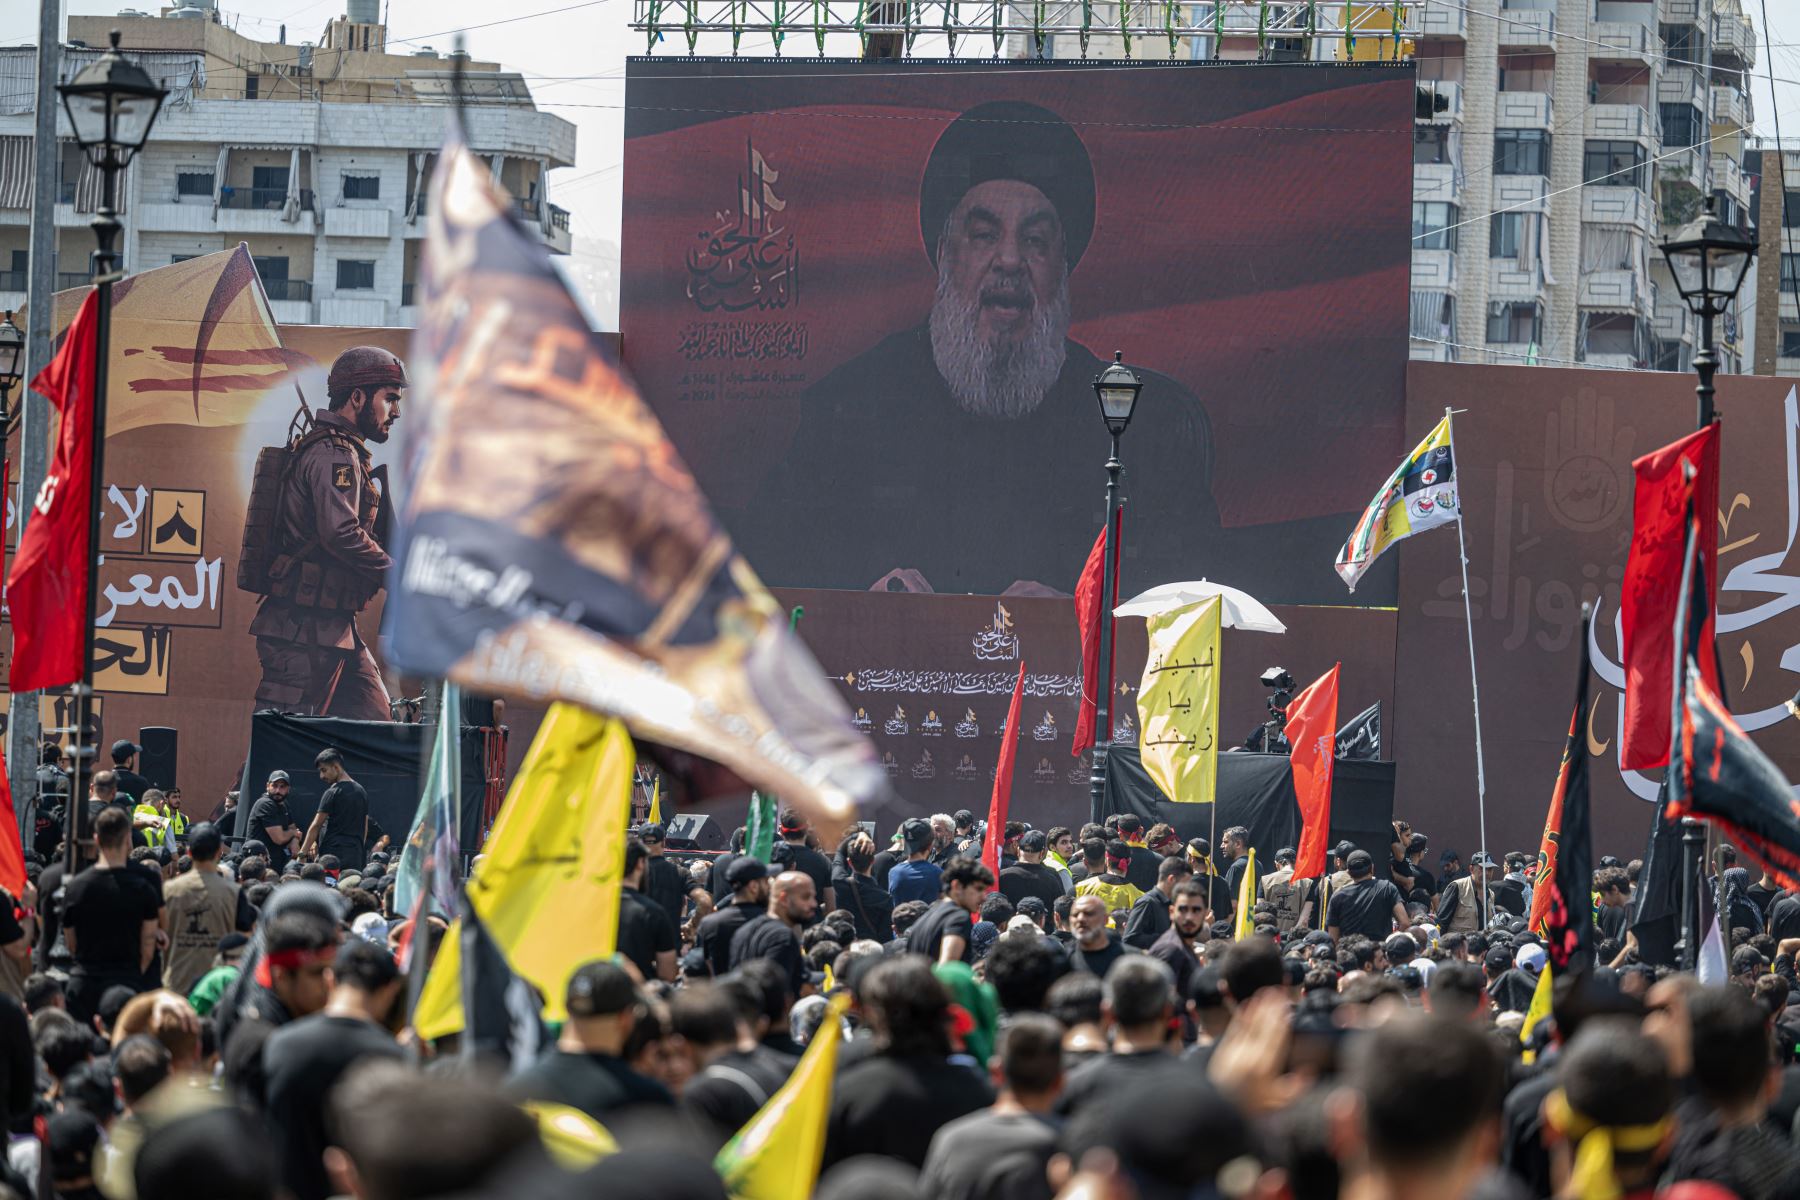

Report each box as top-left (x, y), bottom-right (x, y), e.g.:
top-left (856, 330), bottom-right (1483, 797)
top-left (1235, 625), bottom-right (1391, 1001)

top-left (985, 661), bottom-right (1027, 877)
top-left (0, 455), bottom-right (21, 899)
top-left (1072, 505), bottom-right (1123, 759)
top-left (1286, 664), bottom-right (1340, 881)
top-left (1620, 424), bottom-right (1720, 770)
top-left (9, 290), bottom-right (99, 692)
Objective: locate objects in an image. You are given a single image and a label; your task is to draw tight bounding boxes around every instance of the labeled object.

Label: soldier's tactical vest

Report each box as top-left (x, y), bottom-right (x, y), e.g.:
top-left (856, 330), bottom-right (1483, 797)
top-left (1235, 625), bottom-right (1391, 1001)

top-left (237, 425), bottom-right (380, 611)
top-left (1266, 876), bottom-right (1309, 935)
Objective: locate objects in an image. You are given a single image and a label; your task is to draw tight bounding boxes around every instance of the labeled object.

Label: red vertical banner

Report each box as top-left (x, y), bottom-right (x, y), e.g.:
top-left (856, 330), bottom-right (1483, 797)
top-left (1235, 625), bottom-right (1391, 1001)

top-left (0, 454), bottom-right (20, 899)
top-left (1286, 663), bottom-right (1340, 880)
top-left (1071, 505), bottom-right (1123, 759)
top-left (1528, 706), bottom-right (1579, 936)
top-left (1619, 424), bottom-right (1720, 770)
top-left (985, 661), bottom-right (1027, 877)
top-left (9, 290), bottom-right (100, 692)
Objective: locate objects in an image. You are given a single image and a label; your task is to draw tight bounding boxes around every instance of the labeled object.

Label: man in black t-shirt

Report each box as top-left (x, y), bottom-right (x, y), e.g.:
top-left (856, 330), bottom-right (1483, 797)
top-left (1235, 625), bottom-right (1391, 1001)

top-left (62, 807), bottom-right (163, 1022)
top-left (998, 831), bottom-right (1067, 911)
top-left (1326, 850), bottom-right (1409, 944)
top-left (730, 870), bottom-right (818, 999)
top-left (833, 833), bottom-right (894, 942)
top-left (1115, 816), bottom-right (1161, 894)
top-left (510, 960), bottom-right (673, 1123)
top-left (618, 841), bottom-right (678, 982)
top-left (1219, 826), bottom-right (1251, 910)
top-left (907, 857), bottom-right (993, 965)
top-left (1066, 894), bottom-right (1133, 976)
top-left (699, 858), bottom-right (771, 976)
top-left (301, 749), bottom-right (381, 867)
top-left (1123, 856), bottom-right (1192, 950)
top-left (1595, 866), bottom-right (1632, 945)
top-left (770, 810), bottom-right (835, 915)
top-left (639, 823), bottom-right (712, 933)
top-left (247, 772), bottom-right (302, 872)
top-left (110, 740), bottom-right (152, 804)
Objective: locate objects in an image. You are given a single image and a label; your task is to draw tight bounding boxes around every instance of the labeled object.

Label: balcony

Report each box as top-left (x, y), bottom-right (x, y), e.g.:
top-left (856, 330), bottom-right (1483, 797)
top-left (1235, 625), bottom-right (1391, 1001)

top-left (1494, 173), bottom-right (1551, 213)
top-left (1590, 21), bottom-right (1654, 64)
top-left (1583, 351), bottom-right (1638, 369)
top-left (1782, 292), bottom-right (1799, 323)
top-left (1711, 86), bottom-right (1750, 129)
top-left (513, 199), bottom-right (573, 256)
top-left (1489, 259), bottom-right (1546, 301)
top-left (1419, 80), bottom-right (1461, 123)
top-left (317, 296), bottom-right (388, 326)
top-left (269, 299), bottom-right (312, 325)
top-left (214, 187), bottom-right (317, 236)
top-left (1579, 269), bottom-right (1644, 311)
top-left (219, 187), bottom-right (313, 212)
top-left (1652, 286), bottom-right (1692, 341)
top-left (1582, 186), bottom-right (1651, 231)
top-left (1497, 8), bottom-right (1554, 49)
top-left (1586, 104), bottom-right (1654, 142)
top-left (0, 270), bottom-right (22, 292)
top-left (1418, 1), bottom-right (1466, 36)
top-left (1713, 13), bottom-right (1756, 67)
top-left (1411, 248), bottom-right (1458, 288)
top-left (323, 206), bottom-right (391, 239)
top-left (55, 272), bottom-right (90, 291)
top-left (1715, 156), bottom-right (1751, 206)
top-left (1662, 0), bottom-right (1699, 21)
top-left (1495, 91), bottom-right (1554, 129)
top-left (1409, 339), bottom-right (1457, 362)
top-left (1657, 145), bottom-right (1702, 186)
top-left (1414, 161), bottom-right (1462, 208)
top-left (260, 279), bottom-right (313, 302)
top-left (1658, 66), bottom-right (1702, 108)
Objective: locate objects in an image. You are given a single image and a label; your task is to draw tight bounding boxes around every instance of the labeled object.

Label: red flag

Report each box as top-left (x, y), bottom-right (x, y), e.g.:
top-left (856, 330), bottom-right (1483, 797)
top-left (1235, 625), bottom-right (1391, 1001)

top-left (1528, 706), bottom-right (1579, 936)
top-left (985, 661), bottom-right (1027, 877)
top-left (0, 457), bottom-right (22, 899)
top-left (1286, 664), bottom-right (1340, 880)
top-left (1620, 424), bottom-right (1720, 770)
top-left (9, 291), bottom-right (100, 692)
top-left (1072, 505), bottom-right (1124, 758)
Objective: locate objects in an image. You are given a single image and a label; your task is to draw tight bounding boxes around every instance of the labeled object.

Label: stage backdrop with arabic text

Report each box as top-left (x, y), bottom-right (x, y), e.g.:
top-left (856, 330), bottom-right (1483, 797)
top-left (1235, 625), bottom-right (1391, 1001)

top-left (3, 259), bottom-right (413, 811)
top-left (621, 58), bottom-right (1414, 603)
top-left (1395, 363), bottom-right (1800, 860)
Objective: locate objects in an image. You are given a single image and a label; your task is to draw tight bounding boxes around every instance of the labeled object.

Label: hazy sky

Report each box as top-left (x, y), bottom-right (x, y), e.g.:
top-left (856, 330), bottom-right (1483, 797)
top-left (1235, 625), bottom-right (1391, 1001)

top-left (5, 0), bottom-right (1800, 277)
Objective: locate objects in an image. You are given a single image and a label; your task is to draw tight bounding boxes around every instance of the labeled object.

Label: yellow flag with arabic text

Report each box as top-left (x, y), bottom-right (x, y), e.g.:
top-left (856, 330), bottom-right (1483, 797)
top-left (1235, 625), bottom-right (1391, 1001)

top-left (1234, 848), bottom-right (1258, 940)
top-left (1520, 963), bottom-right (1554, 1064)
top-left (413, 704), bottom-right (633, 1038)
top-left (1137, 598), bottom-right (1221, 805)
top-left (715, 994), bottom-right (850, 1199)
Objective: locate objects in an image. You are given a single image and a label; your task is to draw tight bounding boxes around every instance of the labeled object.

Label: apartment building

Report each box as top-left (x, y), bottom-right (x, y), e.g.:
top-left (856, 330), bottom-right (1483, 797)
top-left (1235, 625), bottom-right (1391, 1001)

top-left (0, 0), bottom-right (576, 328)
top-left (1409, 0), bottom-right (1756, 370)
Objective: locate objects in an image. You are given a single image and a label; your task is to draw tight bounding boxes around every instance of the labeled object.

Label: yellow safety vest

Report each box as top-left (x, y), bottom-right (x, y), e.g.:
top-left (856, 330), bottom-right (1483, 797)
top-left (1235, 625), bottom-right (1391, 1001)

top-left (135, 805), bottom-right (189, 849)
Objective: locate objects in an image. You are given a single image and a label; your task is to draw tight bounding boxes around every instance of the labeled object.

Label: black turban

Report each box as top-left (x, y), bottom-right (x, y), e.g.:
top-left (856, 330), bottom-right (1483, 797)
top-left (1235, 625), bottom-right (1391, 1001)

top-left (918, 100), bottom-right (1097, 271)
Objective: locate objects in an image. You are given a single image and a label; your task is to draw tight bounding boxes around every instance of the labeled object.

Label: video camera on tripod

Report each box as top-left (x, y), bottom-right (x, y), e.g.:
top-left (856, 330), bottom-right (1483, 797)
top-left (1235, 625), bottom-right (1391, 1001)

top-left (1254, 667), bottom-right (1295, 754)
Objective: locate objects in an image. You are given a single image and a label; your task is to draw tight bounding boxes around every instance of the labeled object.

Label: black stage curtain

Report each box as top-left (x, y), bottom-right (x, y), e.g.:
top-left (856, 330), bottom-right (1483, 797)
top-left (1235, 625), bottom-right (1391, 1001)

top-left (1103, 747), bottom-right (1394, 861)
top-left (235, 711), bottom-right (486, 853)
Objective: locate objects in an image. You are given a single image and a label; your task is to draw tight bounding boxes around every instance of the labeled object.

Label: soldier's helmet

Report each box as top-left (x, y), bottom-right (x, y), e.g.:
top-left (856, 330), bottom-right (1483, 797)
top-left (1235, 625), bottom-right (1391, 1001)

top-left (326, 346), bottom-right (408, 400)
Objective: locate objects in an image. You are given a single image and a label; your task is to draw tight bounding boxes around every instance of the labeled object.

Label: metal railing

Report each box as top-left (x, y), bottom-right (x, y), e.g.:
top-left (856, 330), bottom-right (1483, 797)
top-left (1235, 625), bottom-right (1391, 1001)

top-left (0, 271), bottom-right (23, 292)
top-left (218, 187), bottom-right (315, 212)
top-left (261, 278), bottom-right (313, 302)
top-left (56, 272), bottom-right (92, 290)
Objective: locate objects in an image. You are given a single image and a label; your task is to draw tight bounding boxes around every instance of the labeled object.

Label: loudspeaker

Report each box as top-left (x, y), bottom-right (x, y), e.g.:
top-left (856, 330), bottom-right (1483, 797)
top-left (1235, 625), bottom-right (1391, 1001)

top-left (139, 727), bottom-right (179, 791)
top-left (663, 812), bottom-right (726, 851)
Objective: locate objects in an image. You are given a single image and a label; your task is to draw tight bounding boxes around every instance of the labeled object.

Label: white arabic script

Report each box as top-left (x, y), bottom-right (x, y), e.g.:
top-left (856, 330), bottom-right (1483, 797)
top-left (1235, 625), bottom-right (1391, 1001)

top-left (95, 556), bottom-right (221, 628)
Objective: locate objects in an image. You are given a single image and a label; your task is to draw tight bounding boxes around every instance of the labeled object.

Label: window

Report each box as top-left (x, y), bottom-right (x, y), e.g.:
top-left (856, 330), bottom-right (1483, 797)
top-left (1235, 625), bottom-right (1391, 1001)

top-left (1660, 23), bottom-right (1698, 57)
top-left (1412, 202), bottom-right (1459, 250)
top-left (1490, 212), bottom-right (1524, 258)
top-left (1487, 301), bottom-right (1542, 345)
top-left (1493, 129), bottom-right (1551, 176)
top-left (176, 172), bottom-right (214, 197)
top-left (1583, 140), bottom-right (1647, 189)
top-left (170, 255), bottom-right (197, 264)
top-left (1414, 126), bottom-right (1451, 165)
top-left (1713, 193), bottom-right (1743, 228)
top-left (1659, 104), bottom-right (1702, 148)
top-left (1781, 254), bottom-right (1800, 293)
top-left (336, 259), bottom-right (376, 290)
top-left (254, 255), bottom-right (289, 283)
top-left (1785, 191), bottom-right (1800, 228)
top-left (1654, 339), bottom-right (1690, 372)
top-left (245, 73), bottom-right (259, 99)
top-left (1782, 331), bottom-right (1800, 359)
top-left (342, 173), bottom-right (380, 200)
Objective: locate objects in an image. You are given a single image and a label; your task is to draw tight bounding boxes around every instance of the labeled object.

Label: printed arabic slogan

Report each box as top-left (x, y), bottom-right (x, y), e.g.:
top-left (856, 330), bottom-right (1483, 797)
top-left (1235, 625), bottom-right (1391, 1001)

top-left (1137, 598), bottom-right (1221, 805)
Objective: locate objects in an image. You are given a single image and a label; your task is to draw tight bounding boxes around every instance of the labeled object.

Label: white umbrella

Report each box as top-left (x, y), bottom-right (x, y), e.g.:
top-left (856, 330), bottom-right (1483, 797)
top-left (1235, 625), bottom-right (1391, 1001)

top-left (1112, 580), bottom-right (1287, 634)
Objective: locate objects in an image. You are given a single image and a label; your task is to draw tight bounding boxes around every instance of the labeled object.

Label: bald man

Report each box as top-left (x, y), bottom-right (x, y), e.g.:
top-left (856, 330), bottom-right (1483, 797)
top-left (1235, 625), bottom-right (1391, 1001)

top-left (728, 870), bottom-right (818, 1000)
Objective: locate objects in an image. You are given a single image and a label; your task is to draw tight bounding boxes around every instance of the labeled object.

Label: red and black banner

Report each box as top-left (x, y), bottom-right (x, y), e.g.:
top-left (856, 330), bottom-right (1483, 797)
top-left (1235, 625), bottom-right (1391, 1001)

top-left (1537, 610), bottom-right (1594, 973)
top-left (1673, 661), bottom-right (1800, 888)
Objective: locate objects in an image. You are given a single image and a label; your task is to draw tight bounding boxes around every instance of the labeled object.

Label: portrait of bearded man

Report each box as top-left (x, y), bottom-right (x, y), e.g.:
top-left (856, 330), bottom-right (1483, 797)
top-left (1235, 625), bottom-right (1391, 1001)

top-left (737, 100), bottom-right (1237, 597)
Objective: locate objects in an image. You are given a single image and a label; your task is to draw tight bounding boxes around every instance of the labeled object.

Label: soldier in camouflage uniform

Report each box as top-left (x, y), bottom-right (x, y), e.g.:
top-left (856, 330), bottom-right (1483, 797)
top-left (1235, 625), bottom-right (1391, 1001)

top-left (247, 347), bottom-right (404, 720)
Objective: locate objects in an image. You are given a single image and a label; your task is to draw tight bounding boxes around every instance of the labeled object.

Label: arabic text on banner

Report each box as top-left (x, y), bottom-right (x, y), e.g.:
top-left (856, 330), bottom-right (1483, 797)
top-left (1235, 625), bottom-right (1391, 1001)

top-left (382, 132), bottom-right (889, 832)
top-left (1136, 597), bottom-right (1221, 805)
top-left (1335, 414), bottom-right (1457, 591)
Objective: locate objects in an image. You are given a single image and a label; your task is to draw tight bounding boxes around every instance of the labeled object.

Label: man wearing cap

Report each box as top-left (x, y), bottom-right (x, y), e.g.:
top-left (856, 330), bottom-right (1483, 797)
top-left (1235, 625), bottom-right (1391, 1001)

top-left (247, 772), bottom-right (302, 873)
top-left (110, 740), bottom-right (152, 805)
top-left (509, 959), bottom-right (673, 1122)
top-left (244, 345), bottom-right (405, 721)
top-left (1326, 849), bottom-right (1409, 944)
top-left (1262, 847), bottom-right (1316, 937)
top-left (999, 830), bottom-right (1067, 911)
top-left (888, 818), bottom-right (944, 906)
top-left (746, 101), bottom-right (1215, 594)
top-left (1436, 852), bottom-right (1497, 934)
top-left (639, 822), bottom-right (713, 934)
top-left (162, 822), bottom-right (252, 996)
top-left (698, 858), bottom-right (771, 977)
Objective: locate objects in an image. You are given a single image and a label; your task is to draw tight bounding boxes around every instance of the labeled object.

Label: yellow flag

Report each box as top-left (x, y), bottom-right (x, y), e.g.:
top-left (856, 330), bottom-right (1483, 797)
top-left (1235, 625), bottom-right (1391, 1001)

top-left (647, 777), bottom-right (662, 825)
top-left (1519, 964), bottom-right (1554, 1064)
top-left (414, 704), bottom-right (633, 1038)
top-left (1137, 597), bottom-right (1221, 805)
top-left (715, 994), bottom-right (850, 1199)
top-left (1234, 848), bottom-right (1258, 940)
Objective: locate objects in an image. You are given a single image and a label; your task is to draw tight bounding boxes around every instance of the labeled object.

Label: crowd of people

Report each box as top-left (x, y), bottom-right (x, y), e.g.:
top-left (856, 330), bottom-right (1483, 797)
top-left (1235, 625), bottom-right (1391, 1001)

top-left (0, 747), bottom-right (1796, 1200)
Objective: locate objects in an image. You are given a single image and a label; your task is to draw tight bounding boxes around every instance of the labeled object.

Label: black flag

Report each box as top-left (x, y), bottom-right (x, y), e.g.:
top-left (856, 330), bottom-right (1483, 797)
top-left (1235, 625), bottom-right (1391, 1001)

top-left (1540, 608), bottom-right (1594, 973)
top-left (1670, 662), bottom-right (1800, 887)
top-left (1335, 702), bottom-right (1381, 761)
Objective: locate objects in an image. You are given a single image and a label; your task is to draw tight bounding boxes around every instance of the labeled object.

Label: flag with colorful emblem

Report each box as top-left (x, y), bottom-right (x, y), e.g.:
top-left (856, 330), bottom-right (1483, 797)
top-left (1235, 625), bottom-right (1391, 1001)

top-left (1335, 415), bottom-right (1458, 591)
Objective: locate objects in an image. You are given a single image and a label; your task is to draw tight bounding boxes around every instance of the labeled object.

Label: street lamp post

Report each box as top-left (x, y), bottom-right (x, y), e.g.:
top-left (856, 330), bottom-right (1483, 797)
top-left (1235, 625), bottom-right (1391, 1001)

top-left (56, 31), bottom-right (165, 874)
top-left (1087, 351), bottom-right (1142, 825)
top-left (1658, 197), bottom-right (1756, 430)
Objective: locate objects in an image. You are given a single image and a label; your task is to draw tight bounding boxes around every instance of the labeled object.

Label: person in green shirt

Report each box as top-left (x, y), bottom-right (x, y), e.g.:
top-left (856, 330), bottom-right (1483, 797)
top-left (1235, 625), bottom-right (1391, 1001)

top-left (187, 933), bottom-right (249, 1015)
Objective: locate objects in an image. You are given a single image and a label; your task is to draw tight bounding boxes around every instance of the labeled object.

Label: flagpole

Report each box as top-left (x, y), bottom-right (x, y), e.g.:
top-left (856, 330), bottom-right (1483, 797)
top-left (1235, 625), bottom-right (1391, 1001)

top-left (1447, 407), bottom-right (1490, 930)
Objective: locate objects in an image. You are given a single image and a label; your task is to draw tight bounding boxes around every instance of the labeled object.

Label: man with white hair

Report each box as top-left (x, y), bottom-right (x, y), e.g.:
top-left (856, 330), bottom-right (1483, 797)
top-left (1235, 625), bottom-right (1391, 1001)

top-left (745, 100), bottom-right (1218, 595)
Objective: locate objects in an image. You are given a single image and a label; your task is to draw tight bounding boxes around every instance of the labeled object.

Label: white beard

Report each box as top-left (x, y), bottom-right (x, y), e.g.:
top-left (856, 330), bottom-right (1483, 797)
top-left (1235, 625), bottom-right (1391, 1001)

top-left (928, 267), bottom-right (1070, 419)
